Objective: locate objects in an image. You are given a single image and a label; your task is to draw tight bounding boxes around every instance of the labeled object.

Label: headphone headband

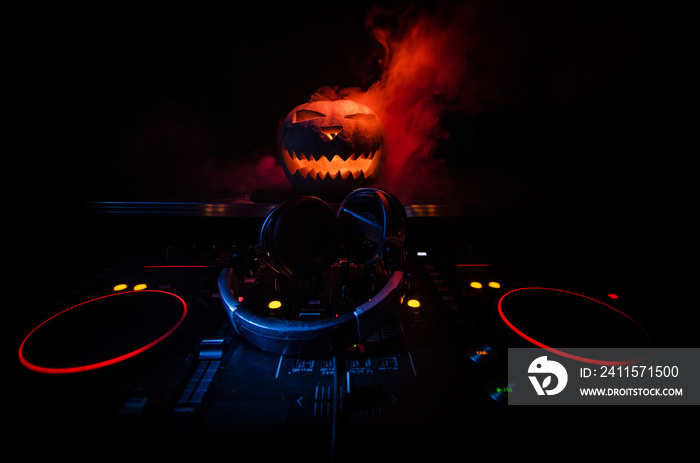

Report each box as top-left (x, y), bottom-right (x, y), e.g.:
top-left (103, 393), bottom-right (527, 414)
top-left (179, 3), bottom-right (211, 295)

top-left (218, 268), bottom-right (407, 357)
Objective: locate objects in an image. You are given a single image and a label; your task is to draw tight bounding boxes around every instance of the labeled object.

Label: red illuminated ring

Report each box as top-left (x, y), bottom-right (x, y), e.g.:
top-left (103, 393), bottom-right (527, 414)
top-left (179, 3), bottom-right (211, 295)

top-left (497, 287), bottom-right (651, 366)
top-left (18, 290), bottom-right (187, 374)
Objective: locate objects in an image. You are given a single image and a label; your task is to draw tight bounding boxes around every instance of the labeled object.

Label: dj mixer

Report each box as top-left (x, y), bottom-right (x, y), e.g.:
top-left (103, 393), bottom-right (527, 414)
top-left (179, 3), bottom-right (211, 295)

top-left (8, 190), bottom-right (693, 458)
top-left (5, 2), bottom-right (692, 459)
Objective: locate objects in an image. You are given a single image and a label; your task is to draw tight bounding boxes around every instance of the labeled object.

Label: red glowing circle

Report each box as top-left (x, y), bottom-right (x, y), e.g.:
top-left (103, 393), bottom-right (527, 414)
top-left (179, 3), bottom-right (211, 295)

top-left (18, 290), bottom-right (187, 374)
top-left (497, 287), bottom-right (651, 366)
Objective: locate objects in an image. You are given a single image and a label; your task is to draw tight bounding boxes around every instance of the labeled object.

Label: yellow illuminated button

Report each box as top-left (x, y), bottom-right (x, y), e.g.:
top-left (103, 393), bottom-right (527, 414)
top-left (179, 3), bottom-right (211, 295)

top-left (113, 284), bottom-right (128, 291)
top-left (488, 281), bottom-right (501, 289)
top-left (470, 281), bottom-right (483, 289)
top-left (268, 300), bottom-right (282, 309)
top-left (133, 284), bottom-right (148, 291)
top-left (407, 299), bottom-right (421, 308)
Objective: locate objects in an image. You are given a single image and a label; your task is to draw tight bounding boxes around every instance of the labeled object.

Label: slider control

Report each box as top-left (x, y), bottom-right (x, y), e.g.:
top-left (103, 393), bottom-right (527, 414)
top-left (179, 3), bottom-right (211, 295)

top-left (199, 339), bottom-right (224, 360)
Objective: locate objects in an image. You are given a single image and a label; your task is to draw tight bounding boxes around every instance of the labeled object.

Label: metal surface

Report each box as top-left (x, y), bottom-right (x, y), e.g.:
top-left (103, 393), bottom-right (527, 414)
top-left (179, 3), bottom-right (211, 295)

top-left (84, 201), bottom-right (560, 218)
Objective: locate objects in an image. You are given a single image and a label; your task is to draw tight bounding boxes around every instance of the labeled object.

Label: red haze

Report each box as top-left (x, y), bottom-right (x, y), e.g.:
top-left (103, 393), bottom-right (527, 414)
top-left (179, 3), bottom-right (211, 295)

top-left (321, 2), bottom-right (482, 201)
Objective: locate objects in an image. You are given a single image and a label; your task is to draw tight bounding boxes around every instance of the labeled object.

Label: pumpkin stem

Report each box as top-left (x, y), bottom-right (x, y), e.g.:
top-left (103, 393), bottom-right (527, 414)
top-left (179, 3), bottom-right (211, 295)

top-left (309, 92), bottom-right (332, 102)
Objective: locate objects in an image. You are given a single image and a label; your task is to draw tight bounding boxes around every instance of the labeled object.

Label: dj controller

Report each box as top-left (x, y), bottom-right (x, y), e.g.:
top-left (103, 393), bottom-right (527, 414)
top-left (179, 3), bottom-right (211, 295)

top-left (8, 191), bottom-right (693, 456)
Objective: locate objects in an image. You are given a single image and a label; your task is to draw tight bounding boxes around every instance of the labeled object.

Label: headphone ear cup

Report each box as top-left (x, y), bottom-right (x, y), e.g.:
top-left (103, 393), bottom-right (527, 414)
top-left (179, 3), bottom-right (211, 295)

top-left (261, 196), bottom-right (341, 279)
top-left (337, 188), bottom-right (406, 265)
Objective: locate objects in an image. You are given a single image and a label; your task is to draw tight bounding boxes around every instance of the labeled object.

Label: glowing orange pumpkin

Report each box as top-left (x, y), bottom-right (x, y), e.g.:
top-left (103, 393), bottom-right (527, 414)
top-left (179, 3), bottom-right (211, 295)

top-left (279, 97), bottom-right (386, 196)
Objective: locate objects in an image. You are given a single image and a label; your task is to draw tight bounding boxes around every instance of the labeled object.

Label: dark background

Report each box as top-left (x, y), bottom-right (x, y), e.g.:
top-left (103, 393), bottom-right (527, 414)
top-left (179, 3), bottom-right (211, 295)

top-left (9, 1), bottom-right (689, 204)
top-left (4, 1), bottom-right (694, 323)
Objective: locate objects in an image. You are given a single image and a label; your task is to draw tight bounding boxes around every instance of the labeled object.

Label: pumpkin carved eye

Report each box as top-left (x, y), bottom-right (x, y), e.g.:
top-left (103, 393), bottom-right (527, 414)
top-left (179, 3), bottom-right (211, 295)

top-left (344, 113), bottom-right (377, 123)
top-left (294, 109), bottom-right (326, 123)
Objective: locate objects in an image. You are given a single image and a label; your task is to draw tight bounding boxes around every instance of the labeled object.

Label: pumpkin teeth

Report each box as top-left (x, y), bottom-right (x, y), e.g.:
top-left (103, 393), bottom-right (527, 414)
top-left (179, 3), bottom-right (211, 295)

top-left (298, 165), bottom-right (313, 178)
top-left (283, 148), bottom-right (378, 180)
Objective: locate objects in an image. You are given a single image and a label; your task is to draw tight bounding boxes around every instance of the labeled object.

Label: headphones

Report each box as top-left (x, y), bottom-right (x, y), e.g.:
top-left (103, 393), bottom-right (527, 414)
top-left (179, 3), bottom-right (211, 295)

top-left (218, 188), bottom-right (409, 358)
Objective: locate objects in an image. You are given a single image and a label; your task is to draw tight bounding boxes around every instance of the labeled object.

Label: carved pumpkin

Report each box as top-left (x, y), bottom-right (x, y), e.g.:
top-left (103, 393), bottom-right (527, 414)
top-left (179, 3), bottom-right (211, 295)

top-left (279, 97), bottom-right (386, 196)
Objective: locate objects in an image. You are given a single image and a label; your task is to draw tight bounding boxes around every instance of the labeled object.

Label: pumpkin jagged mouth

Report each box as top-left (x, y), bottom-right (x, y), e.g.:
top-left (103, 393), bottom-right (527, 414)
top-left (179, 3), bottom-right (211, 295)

top-left (282, 148), bottom-right (381, 180)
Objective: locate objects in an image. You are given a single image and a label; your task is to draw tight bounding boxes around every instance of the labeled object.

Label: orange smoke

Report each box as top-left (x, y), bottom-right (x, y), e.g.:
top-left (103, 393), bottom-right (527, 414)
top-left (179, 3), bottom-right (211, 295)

top-left (320, 2), bottom-right (481, 201)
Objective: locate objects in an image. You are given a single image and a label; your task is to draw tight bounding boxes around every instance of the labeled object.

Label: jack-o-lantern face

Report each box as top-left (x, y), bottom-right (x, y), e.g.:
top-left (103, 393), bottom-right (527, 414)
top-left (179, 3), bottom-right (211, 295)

top-left (279, 98), bottom-right (386, 196)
